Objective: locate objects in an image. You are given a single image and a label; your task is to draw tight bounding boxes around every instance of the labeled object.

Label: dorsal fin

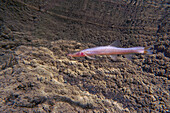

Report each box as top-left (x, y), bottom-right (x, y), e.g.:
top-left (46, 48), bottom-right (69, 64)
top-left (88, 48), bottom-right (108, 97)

top-left (109, 40), bottom-right (121, 47)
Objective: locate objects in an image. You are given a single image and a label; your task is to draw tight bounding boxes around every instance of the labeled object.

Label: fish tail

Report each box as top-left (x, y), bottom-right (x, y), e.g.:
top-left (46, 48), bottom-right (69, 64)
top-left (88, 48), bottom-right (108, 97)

top-left (144, 47), bottom-right (152, 54)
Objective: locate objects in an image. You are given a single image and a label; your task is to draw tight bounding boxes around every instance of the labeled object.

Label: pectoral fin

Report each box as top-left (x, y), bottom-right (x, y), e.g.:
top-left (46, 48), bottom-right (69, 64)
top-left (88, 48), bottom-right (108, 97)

top-left (110, 55), bottom-right (118, 61)
top-left (84, 54), bottom-right (95, 59)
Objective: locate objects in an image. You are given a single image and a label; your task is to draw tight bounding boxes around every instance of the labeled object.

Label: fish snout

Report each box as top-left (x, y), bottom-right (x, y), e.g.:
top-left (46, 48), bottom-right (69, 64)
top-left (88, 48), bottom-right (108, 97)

top-left (68, 52), bottom-right (85, 57)
top-left (67, 53), bottom-right (72, 57)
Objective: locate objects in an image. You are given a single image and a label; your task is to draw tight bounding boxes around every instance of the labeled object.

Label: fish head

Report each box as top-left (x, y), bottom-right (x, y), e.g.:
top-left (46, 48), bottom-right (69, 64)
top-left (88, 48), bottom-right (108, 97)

top-left (68, 51), bottom-right (86, 57)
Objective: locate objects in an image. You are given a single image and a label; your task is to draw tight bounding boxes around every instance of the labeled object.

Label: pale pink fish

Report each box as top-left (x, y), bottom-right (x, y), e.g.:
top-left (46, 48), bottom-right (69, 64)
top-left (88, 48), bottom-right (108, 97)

top-left (68, 41), bottom-right (152, 60)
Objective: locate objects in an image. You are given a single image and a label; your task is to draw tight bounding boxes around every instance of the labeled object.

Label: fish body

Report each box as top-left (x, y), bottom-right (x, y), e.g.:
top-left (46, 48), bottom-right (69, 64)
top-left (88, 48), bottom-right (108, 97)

top-left (68, 41), bottom-right (152, 60)
top-left (82, 46), bottom-right (145, 55)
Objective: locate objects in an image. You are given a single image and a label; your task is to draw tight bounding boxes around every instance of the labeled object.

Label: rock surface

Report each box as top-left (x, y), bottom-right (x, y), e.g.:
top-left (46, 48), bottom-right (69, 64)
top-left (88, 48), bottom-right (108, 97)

top-left (0, 0), bottom-right (169, 112)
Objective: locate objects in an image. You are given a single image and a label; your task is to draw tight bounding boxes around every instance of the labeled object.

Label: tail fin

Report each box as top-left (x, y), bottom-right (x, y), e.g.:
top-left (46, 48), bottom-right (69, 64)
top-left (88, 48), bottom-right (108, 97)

top-left (144, 47), bottom-right (152, 54)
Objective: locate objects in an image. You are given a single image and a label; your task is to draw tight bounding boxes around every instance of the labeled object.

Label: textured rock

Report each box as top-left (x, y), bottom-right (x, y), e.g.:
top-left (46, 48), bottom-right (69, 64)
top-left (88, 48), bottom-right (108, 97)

top-left (0, 0), bottom-right (169, 112)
